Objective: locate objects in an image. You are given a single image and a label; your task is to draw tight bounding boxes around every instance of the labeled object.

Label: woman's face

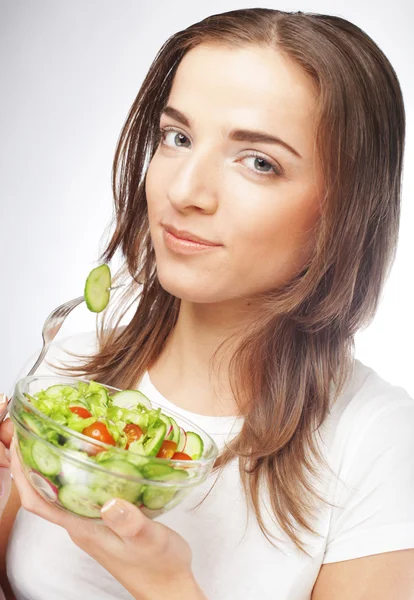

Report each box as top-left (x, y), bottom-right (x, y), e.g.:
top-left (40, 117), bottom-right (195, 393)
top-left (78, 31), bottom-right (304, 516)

top-left (145, 43), bottom-right (322, 304)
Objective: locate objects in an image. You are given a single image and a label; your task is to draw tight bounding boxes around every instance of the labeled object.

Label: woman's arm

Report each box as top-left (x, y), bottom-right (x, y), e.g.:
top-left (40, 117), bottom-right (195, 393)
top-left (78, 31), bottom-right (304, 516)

top-left (312, 549), bottom-right (414, 599)
top-left (0, 481), bottom-right (20, 600)
top-left (0, 417), bottom-right (19, 600)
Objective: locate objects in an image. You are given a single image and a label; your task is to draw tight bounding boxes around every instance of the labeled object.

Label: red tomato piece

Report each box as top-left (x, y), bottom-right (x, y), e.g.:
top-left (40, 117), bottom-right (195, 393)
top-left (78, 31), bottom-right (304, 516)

top-left (69, 406), bottom-right (92, 419)
top-left (172, 452), bottom-right (192, 461)
top-left (82, 421), bottom-right (116, 446)
top-left (157, 440), bottom-right (178, 459)
top-left (124, 423), bottom-right (143, 449)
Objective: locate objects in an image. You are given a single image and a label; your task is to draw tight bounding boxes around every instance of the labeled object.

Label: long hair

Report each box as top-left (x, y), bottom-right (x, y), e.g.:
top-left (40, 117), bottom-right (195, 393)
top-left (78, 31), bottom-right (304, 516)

top-left (62, 8), bottom-right (405, 553)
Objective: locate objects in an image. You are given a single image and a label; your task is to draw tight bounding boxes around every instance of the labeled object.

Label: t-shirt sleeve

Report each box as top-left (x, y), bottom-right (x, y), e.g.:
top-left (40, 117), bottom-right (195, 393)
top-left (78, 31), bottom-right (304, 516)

top-left (323, 396), bottom-right (414, 563)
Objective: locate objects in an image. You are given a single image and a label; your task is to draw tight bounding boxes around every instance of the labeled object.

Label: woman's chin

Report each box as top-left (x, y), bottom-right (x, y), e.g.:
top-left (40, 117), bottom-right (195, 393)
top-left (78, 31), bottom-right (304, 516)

top-left (156, 272), bottom-right (224, 304)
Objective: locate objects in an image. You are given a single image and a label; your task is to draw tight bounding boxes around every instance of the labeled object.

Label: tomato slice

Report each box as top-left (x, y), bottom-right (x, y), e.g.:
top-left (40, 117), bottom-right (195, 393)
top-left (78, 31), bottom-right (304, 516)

top-left (156, 440), bottom-right (178, 459)
top-left (69, 406), bottom-right (92, 419)
top-left (172, 452), bottom-right (192, 461)
top-left (82, 421), bottom-right (116, 446)
top-left (124, 423), bottom-right (143, 449)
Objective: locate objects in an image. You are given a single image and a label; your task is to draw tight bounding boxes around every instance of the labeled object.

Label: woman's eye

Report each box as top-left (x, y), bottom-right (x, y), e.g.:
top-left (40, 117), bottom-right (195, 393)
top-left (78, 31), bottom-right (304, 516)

top-left (239, 155), bottom-right (282, 178)
top-left (156, 127), bottom-right (283, 178)
top-left (158, 127), bottom-right (190, 148)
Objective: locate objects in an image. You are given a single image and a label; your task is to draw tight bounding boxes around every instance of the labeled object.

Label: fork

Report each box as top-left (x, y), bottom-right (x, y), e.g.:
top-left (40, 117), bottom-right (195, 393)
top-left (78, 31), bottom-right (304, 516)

top-left (25, 294), bottom-right (86, 378)
top-left (0, 286), bottom-right (122, 423)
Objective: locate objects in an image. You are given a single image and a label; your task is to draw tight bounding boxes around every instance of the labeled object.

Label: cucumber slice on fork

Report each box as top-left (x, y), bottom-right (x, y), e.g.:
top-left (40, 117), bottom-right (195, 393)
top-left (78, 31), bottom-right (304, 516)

top-left (84, 264), bottom-right (111, 313)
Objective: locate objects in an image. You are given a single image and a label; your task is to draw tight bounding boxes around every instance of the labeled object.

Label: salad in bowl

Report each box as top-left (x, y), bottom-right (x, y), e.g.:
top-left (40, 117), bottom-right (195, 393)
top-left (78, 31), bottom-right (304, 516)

top-left (10, 375), bottom-right (218, 520)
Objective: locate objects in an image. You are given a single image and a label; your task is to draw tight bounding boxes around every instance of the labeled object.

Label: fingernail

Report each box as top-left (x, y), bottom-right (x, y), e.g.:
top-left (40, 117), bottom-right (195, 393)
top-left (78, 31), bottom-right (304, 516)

top-left (101, 499), bottom-right (130, 523)
top-left (0, 394), bottom-right (8, 408)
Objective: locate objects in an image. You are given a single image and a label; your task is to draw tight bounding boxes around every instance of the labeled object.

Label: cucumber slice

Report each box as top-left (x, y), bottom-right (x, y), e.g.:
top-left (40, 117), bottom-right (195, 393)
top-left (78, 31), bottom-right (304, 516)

top-left (97, 458), bottom-right (142, 477)
top-left (58, 484), bottom-right (112, 518)
top-left (141, 470), bottom-right (188, 510)
top-left (176, 427), bottom-right (187, 452)
top-left (111, 390), bottom-right (152, 410)
top-left (141, 463), bottom-right (175, 479)
top-left (94, 459), bottom-right (143, 503)
top-left (125, 449), bottom-right (149, 469)
top-left (42, 384), bottom-right (73, 397)
top-left (141, 486), bottom-right (177, 510)
top-left (20, 412), bottom-right (45, 436)
top-left (183, 431), bottom-right (204, 460)
top-left (31, 441), bottom-right (61, 476)
top-left (84, 264), bottom-right (111, 313)
top-left (126, 441), bottom-right (147, 459)
top-left (168, 416), bottom-right (180, 445)
top-left (143, 422), bottom-right (167, 456)
top-left (157, 469), bottom-right (189, 483)
top-left (158, 414), bottom-right (173, 441)
top-left (18, 438), bottom-right (37, 470)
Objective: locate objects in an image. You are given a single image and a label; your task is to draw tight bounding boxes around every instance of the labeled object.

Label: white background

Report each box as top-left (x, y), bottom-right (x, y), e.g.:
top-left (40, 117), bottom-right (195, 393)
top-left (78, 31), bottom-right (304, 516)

top-left (1, 0), bottom-right (413, 395)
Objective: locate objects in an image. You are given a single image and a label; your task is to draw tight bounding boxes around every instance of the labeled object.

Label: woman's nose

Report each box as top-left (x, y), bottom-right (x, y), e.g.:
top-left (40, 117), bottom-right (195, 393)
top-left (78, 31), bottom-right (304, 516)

top-left (166, 150), bottom-right (219, 214)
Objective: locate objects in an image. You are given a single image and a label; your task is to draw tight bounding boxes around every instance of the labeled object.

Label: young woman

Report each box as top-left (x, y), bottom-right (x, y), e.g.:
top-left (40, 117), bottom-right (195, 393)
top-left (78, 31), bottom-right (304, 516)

top-left (1, 7), bottom-right (414, 600)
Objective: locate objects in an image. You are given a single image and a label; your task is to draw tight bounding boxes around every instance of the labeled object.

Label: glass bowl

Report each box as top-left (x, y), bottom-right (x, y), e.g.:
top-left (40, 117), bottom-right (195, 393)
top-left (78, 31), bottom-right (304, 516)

top-left (10, 375), bottom-right (218, 520)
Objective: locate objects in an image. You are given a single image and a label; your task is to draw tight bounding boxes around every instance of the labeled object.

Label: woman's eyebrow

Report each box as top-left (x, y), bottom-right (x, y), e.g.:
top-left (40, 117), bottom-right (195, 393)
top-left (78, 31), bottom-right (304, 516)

top-left (159, 105), bottom-right (302, 159)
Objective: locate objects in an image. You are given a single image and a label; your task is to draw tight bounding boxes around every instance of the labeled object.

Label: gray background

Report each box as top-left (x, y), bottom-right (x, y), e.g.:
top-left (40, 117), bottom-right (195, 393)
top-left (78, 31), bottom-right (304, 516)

top-left (1, 0), bottom-right (413, 395)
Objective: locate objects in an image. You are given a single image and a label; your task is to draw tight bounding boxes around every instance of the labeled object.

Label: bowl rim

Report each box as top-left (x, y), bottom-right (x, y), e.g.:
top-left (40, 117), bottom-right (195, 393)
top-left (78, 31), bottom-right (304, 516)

top-left (12, 375), bottom-right (220, 469)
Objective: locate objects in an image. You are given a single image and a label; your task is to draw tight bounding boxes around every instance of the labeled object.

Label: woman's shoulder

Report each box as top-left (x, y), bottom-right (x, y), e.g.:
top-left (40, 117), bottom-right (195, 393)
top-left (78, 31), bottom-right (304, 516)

top-left (322, 357), bottom-right (414, 472)
top-left (333, 358), bottom-right (413, 424)
top-left (321, 360), bottom-right (414, 563)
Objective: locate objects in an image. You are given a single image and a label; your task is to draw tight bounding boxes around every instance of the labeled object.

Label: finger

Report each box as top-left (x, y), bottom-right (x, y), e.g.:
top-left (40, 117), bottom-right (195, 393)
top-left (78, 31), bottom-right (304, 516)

top-left (0, 394), bottom-right (10, 422)
top-left (101, 498), bottom-right (150, 538)
top-left (0, 419), bottom-right (14, 448)
top-left (0, 443), bottom-right (10, 468)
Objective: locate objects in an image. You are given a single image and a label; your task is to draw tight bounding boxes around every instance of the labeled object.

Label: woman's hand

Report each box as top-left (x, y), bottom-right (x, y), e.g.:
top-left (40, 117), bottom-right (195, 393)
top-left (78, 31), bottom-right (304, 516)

top-left (0, 395), bottom-right (13, 518)
top-left (0, 393), bottom-right (13, 448)
top-left (10, 437), bottom-right (207, 600)
top-left (0, 440), bottom-right (10, 470)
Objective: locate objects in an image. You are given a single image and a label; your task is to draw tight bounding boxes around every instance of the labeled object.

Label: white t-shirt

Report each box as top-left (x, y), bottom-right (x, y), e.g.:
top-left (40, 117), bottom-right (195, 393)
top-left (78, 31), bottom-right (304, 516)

top-left (6, 331), bottom-right (414, 600)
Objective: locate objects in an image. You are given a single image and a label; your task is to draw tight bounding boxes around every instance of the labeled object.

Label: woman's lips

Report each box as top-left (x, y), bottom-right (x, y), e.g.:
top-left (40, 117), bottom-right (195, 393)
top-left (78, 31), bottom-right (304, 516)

top-left (163, 224), bottom-right (220, 245)
top-left (162, 226), bottom-right (222, 255)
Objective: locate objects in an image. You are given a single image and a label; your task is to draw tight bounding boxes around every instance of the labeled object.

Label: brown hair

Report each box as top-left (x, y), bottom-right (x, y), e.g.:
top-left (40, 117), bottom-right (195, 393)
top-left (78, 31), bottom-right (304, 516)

top-left (64, 8), bottom-right (405, 553)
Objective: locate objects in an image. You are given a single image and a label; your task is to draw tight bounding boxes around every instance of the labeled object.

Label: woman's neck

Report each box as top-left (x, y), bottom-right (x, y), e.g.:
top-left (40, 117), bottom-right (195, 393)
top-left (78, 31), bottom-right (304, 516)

top-left (148, 299), bottom-right (255, 417)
